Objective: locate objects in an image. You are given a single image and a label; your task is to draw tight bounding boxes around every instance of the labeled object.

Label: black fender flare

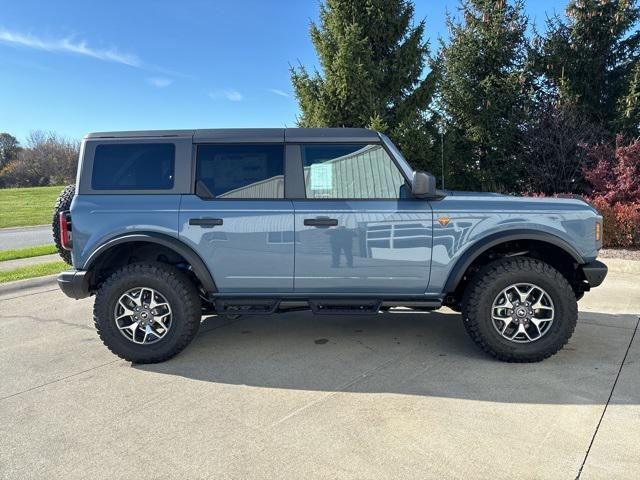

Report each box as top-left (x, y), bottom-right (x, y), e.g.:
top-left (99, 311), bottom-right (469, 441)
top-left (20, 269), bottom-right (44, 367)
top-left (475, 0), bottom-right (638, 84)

top-left (442, 229), bottom-right (585, 293)
top-left (83, 232), bottom-right (217, 292)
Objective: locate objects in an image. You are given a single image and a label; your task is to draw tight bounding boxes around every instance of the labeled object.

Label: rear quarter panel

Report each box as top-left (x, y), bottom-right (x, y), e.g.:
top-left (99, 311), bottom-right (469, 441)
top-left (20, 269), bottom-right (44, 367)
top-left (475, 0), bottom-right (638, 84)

top-left (70, 195), bottom-right (181, 268)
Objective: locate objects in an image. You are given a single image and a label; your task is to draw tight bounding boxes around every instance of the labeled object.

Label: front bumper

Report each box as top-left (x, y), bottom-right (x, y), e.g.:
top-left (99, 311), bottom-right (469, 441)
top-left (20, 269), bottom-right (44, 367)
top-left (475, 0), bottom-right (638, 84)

top-left (581, 260), bottom-right (608, 288)
top-left (57, 269), bottom-right (91, 299)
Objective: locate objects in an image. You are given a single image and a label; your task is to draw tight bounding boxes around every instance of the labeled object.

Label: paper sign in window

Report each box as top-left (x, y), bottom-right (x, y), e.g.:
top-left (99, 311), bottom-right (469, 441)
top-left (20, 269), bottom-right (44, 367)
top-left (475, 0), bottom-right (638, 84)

top-left (310, 163), bottom-right (333, 190)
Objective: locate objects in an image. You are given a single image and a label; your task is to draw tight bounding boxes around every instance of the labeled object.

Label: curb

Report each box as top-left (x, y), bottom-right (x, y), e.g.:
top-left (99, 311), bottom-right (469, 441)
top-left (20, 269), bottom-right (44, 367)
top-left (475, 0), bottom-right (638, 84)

top-left (0, 224), bottom-right (50, 231)
top-left (603, 258), bottom-right (640, 275)
top-left (0, 253), bottom-right (61, 272)
top-left (0, 274), bottom-right (58, 296)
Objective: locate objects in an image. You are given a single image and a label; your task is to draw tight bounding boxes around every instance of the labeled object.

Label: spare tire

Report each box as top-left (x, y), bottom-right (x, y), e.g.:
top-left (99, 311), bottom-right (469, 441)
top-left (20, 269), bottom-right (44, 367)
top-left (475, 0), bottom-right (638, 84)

top-left (52, 184), bottom-right (76, 265)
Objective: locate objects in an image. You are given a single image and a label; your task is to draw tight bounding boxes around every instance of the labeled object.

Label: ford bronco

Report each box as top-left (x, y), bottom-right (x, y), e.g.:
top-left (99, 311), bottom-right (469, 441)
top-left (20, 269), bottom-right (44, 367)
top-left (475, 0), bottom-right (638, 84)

top-left (55, 128), bottom-right (607, 363)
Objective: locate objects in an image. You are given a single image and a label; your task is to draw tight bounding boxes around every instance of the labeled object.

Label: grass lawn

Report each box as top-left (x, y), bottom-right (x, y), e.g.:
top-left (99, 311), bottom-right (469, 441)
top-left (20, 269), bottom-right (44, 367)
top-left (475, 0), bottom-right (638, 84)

top-left (0, 260), bottom-right (67, 283)
top-left (0, 244), bottom-right (57, 261)
top-left (0, 185), bottom-right (65, 228)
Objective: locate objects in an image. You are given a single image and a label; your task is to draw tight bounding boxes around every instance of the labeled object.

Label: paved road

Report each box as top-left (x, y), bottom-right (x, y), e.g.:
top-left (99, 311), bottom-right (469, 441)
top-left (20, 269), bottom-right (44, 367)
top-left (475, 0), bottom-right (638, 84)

top-left (0, 267), bottom-right (638, 479)
top-left (0, 225), bottom-right (52, 250)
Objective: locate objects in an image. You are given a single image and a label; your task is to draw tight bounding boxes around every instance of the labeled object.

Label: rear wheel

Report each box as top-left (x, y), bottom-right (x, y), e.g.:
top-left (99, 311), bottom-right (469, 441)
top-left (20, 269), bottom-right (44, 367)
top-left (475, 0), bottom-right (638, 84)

top-left (52, 184), bottom-right (75, 265)
top-left (461, 257), bottom-right (577, 362)
top-left (94, 262), bottom-right (201, 363)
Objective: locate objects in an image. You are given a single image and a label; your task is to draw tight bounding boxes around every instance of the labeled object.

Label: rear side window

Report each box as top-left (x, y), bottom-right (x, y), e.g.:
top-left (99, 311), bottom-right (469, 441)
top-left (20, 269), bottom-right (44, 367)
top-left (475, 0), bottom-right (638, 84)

top-left (92, 143), bottom-right (175, 190)
top-left (196, 144), bottom-right (284, 199)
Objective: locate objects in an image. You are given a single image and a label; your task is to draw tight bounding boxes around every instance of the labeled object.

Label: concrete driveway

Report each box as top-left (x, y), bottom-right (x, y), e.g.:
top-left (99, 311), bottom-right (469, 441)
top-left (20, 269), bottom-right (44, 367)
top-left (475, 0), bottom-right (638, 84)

top-left (1, 265), bottom-right (638, 479)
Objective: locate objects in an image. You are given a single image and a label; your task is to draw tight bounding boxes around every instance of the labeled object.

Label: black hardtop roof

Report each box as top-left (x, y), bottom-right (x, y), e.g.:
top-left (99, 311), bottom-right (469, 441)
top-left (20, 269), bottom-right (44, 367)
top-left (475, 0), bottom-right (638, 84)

top-left (85, 128), bottom-right (379, 143)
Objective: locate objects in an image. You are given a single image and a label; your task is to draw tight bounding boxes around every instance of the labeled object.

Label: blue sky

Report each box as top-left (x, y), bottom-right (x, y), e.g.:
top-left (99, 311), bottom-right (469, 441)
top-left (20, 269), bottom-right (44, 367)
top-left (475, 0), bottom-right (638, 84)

top-left (0, 0), bottom-right (567, 142)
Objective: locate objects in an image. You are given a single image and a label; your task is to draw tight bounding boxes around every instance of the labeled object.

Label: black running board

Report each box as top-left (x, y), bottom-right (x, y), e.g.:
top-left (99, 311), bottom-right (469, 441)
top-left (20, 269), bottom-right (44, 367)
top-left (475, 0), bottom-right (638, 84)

top-left (309, 299), bottom-right (382, 315)
top-left (212, 296), bottom-right (442, 315)
top-left (215, 298), bottom-right (280, 315)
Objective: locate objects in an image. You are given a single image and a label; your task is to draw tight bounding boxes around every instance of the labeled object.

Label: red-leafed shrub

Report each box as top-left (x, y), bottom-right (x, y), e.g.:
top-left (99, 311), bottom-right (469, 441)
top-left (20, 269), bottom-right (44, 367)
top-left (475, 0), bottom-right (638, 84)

top-left (583, 136), bottom-right (640, 204)
top-left (581, 136), bottom-right (640, 248)
top-left (589, 196), bottom-right (640, 248)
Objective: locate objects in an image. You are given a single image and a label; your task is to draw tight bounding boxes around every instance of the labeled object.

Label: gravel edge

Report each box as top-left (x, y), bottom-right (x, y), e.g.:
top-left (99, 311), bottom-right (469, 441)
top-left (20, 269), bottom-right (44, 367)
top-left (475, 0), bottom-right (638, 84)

top-left (598, 249), bottom-right (640, 261)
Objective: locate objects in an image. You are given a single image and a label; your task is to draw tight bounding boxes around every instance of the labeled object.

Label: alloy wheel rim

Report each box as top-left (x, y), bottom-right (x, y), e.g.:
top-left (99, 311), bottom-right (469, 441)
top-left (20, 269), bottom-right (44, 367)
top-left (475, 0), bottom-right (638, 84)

top-left (491, 283), bottom-right (554, 343)
top-left (114, 287), bottom-right (172, 345)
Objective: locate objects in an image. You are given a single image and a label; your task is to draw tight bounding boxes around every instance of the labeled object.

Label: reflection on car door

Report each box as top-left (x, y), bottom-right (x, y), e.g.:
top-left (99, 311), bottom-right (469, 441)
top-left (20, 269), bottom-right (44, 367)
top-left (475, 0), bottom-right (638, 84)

top-left (292, 143), bottom-right (432, 294)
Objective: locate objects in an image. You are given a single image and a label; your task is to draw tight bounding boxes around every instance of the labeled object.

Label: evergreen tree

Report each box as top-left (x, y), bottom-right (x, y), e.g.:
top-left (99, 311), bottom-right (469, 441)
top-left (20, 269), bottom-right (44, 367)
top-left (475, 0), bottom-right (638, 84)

top-left (290, 0), bottom-right (440, 173)
top-left (437, 0), bottom-right (531, 191)
top-left (535, 0), bottom-right (640, 134)
top-left (617, 60), bottom-right (640, 137)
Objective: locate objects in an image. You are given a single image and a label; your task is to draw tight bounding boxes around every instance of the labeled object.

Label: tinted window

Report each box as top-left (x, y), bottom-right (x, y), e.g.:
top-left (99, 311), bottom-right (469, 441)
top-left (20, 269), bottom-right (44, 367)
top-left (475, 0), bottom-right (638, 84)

top-left (302, 144), bottom-right (405, 199)
top-left (196, 144), bottom-right (284, 199)
top-left (92, 143), bottom-right (175, 190)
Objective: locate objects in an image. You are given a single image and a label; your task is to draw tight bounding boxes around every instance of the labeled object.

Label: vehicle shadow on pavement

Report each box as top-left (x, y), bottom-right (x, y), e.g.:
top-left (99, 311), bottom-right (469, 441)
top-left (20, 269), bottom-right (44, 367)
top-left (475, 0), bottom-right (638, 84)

top-left (135, 310), bottom-right (639, 405)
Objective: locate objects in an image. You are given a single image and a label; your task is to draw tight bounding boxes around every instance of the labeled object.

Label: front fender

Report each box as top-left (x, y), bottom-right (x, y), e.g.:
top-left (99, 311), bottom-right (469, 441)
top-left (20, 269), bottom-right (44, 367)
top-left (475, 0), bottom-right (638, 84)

top-left (426, 195), bottom-right (597, 295)
top-left (439, 229), bottom-right (584, 294)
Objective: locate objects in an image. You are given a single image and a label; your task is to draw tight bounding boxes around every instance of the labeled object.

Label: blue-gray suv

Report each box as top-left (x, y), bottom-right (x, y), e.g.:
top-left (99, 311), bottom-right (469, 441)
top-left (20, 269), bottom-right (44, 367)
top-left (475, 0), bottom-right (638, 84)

top-left (56, 128), bottom-right (607, 363)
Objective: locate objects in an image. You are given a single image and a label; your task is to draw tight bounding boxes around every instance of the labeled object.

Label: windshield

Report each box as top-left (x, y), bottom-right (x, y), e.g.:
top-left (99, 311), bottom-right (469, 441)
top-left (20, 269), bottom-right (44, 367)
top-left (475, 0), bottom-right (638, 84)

top-left (379, 133), bottom-right (414, 181)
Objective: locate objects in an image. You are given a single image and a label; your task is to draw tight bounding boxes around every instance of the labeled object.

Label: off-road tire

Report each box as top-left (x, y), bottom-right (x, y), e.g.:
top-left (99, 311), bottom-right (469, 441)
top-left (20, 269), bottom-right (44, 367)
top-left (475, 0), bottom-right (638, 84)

top-left (461, 257), bottom-right (577, 362)
top-left (94, 262), bottom-right (201, 363)
top-left (52, 184), bottom-right (75, 265)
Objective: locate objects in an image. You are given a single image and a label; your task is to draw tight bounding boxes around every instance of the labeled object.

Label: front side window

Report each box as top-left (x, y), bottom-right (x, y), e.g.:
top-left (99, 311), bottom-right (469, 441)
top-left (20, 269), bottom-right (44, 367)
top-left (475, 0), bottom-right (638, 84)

top-left (92, 143), bottom-right (175, 190)
top-left (196, 144), bottom-right (284, 199)
top-left (302, 144), bottom-right (405, 199)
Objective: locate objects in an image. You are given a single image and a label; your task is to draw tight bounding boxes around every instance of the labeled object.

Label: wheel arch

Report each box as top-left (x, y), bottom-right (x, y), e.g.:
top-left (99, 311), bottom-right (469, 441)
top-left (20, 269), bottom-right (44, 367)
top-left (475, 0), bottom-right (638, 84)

top-left (83, 232), bottom-right (217, 293)
top-left (443, 229), bottom-right (585, 295)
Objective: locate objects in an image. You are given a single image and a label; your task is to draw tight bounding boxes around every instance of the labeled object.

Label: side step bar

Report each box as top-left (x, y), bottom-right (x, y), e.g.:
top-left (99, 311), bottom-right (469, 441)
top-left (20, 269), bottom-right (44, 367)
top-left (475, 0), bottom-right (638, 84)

top-left (309, 299), bottom-right (381, 315)
top-left (215, 298), bottom-right (280, 315)
top-left (212, 297), bottom-right (441, 315)
top-left (381, 300), bottom-right (442, 311)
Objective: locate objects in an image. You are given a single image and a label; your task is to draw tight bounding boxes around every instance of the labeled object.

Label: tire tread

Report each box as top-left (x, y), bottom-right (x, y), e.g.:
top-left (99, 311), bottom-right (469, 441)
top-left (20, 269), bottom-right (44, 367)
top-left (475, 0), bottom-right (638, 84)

top-left (93, 262), bottom-right (200, 363)
top-left (461, 257), bottom-right (577, 363)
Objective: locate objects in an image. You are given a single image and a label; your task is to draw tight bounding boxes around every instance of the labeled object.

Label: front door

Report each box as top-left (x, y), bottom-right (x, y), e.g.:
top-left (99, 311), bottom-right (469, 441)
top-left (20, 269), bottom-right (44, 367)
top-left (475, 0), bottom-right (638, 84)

top-left (293, 143), bottom-right (432, 294)
top-left (179, 143), bottom-right (294, 293)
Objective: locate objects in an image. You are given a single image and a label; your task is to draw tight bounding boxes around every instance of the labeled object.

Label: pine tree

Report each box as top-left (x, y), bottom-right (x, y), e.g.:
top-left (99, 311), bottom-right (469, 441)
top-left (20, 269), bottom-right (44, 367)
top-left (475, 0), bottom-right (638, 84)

top-left (535, 0), bottom-right (640, 134)
top-left (290, 0), bottom-right (439, 173)
top-left (437, 0), bottom-right (531, 191)
top-left (617, 60), bottom-right (640, 137)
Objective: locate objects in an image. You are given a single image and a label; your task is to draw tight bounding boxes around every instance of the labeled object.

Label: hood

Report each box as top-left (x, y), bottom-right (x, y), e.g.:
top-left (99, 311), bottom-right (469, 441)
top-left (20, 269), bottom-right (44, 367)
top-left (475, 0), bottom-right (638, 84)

top-left (443, 191), bottom-right (508, 198)
top-left (441, 190), bottom-right (596, 212)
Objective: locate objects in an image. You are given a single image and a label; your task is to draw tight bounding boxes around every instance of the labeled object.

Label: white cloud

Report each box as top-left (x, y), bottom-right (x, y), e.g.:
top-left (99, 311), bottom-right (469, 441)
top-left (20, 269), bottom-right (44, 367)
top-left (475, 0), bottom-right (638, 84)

top-left (208, 89), bottom-right (243, 102)
top-left (268, 88), bottom-right (290, 98)
top-left (147, 77), bottom-right (173, 88)
top-left (0, 28), bottom-right (140, 67)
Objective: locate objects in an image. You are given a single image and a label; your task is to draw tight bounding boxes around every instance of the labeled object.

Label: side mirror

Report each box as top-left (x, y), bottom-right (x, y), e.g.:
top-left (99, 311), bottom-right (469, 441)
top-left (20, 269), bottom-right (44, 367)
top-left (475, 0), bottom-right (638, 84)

top-left (411, 171), bottom-right (437, 198)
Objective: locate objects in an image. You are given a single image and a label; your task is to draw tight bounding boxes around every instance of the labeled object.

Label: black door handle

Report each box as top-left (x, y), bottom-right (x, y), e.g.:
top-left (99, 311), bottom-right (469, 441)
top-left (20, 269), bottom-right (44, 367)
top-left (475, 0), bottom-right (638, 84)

top-left (189, 218), bottom-right (223, 227)
top-left (304, 217), bottom-right (338, 227)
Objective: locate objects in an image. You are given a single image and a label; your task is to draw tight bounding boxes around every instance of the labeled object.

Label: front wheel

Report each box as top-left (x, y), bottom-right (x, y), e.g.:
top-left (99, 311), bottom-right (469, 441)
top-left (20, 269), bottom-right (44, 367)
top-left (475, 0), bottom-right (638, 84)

top-left (461, 257), bottom-right (577, 362)
top-left (93, 263), bottom-right (201, 363)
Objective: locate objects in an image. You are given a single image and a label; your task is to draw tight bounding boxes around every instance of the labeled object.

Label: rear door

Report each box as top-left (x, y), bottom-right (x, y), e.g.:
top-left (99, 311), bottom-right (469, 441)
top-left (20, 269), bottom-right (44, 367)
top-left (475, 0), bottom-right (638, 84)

top-left (292, 143), bottom-right (432, 294)
top-left (179, 141), bottom-right (294, 293)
